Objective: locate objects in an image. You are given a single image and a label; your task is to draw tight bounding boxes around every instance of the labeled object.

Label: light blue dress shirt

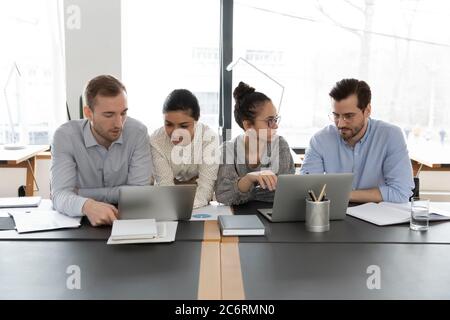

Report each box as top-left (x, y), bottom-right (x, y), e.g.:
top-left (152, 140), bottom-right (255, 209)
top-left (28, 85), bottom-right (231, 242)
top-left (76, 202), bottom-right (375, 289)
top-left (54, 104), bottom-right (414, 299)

top-left (51, 117), bottom-right (153, 216)
top-left (300, 118), bottom-right (414, 203)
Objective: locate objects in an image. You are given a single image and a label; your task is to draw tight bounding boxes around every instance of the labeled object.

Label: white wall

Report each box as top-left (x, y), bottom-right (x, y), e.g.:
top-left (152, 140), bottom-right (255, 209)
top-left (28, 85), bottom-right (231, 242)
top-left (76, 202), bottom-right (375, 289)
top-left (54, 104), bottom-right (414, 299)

top-left (64, 0), bottom-right (122, 119)
top-left (0, 0), bottom-right (123, 198)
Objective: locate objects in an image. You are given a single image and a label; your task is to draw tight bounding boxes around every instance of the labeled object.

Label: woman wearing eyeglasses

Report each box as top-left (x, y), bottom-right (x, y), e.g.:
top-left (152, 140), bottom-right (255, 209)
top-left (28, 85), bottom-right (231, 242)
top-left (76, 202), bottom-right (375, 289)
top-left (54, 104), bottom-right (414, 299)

top-left (150, 89), bottom-right (219, 208)
top-left (215, 81), bottom-right (295, 205)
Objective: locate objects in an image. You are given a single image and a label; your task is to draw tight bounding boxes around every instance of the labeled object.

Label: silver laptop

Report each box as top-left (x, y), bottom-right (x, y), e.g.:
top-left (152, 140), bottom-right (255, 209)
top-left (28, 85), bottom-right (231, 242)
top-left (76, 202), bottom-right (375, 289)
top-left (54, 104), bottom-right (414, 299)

top-left (118, 185), bottom-right (196, 221)
top-left (258, 173), bottom-right (353, 222)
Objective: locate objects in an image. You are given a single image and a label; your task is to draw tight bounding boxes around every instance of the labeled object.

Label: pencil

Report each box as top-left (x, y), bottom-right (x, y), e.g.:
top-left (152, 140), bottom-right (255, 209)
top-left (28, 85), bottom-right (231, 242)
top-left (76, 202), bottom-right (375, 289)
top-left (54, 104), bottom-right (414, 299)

top-left (310, 189), bottom-right (318, 202)
top-left (318, 184), bottom-right (327, 202)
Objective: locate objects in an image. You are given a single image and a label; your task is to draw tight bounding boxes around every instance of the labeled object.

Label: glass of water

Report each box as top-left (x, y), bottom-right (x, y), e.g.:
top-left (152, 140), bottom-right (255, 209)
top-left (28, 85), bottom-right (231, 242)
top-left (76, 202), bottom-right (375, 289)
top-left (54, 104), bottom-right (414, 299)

top-left (410, 197), bottom-right (430, 231)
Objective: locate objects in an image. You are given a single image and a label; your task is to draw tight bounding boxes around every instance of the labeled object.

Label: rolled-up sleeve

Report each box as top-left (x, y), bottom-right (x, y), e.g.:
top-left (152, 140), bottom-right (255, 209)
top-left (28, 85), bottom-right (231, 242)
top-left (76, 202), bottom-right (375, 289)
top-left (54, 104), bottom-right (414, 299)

top-left (378, 127), bottom-right (414, 203)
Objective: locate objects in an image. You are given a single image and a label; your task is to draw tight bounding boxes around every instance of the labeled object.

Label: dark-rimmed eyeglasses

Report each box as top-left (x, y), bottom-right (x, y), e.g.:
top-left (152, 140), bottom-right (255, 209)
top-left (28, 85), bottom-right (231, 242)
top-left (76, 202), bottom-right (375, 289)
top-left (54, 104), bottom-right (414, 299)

top-left (328, 112), bottom-right (358, 122)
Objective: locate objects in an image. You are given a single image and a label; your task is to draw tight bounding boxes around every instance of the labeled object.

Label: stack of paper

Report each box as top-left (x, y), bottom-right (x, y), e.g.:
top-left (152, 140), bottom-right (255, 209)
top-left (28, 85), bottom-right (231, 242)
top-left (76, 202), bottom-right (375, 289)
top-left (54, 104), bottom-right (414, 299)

top-left (107, 220), bottom-right (178, 245)
top-left (347, 202), bottom-right (450, 226)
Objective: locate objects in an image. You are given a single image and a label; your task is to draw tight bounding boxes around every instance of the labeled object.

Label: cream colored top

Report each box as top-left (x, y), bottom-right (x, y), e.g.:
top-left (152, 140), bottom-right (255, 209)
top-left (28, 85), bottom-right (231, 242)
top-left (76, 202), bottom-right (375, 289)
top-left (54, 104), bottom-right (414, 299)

top-left (150, 122), bottom-right (220, 208)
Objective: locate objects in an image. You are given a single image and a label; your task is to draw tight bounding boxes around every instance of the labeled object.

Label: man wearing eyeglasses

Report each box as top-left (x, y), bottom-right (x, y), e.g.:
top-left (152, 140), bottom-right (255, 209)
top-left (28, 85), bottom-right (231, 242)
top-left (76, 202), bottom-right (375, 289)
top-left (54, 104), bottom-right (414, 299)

top-left (300, 78), bottom-right (414, 203)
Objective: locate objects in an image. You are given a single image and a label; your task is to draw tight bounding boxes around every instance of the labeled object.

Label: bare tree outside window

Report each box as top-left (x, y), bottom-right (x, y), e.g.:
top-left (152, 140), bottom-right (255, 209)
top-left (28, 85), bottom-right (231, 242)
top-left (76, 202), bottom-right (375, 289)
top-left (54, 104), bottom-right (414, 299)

top-left (233, 0), bottom-right (450, 153)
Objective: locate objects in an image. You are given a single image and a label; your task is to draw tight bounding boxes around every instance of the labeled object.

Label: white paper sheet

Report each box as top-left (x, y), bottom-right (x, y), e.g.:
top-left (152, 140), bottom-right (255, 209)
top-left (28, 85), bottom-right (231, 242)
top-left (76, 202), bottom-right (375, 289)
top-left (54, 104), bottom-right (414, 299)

top-left (347, 202), bottom-right (410, 226)
top-left (9, 210), bottom-right (82, 233)
top-left (430, 202), bottom-right (450, 217)
top-left (347, 201), bottom-right (450, 226)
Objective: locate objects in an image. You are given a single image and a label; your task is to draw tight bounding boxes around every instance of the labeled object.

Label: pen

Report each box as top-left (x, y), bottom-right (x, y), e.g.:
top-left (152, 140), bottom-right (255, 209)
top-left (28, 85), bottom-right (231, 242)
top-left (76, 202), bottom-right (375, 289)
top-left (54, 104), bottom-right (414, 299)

top-left (308, 190), bottom-right (316, 202)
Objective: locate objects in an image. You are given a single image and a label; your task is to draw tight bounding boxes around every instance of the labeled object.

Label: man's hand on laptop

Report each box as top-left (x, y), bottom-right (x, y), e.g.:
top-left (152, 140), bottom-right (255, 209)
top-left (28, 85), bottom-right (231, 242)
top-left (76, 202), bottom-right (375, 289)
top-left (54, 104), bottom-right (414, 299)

top-left (82, 199), bottom-right (119, 227)
top-left (248, 170), bottom-right (278, 191)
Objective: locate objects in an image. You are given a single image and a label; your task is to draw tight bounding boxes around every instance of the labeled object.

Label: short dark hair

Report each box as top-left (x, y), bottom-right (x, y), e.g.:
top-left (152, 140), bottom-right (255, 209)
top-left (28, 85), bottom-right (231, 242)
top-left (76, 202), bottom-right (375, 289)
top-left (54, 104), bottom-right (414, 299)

top-left (329, 78), bottom-right (371, 110)
top-left (163, 89), bottom-right (200, 121)
top-left (233, 81), bottom-right (271, 129)
top-left (84, 75), bottom-right (126, 109)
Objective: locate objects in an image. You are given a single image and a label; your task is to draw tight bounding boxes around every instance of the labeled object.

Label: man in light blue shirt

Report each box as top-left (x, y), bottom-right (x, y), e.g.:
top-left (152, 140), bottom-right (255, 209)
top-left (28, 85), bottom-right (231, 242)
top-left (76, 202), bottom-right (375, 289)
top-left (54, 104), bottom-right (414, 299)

top-left (51, 75), bottom-right (153, 226)
top-left (300, 78), bottom-right (414, 203)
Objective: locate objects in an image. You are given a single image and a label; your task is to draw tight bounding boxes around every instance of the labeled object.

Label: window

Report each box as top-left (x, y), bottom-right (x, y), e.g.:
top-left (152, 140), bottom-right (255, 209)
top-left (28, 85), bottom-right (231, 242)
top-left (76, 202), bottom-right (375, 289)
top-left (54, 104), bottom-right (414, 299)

top-left (0, 0), bottom-right (66, 145)
top-left (121, 0), bottom-right (221, 134)
top-left (233, 0), bottom-right (450, 150)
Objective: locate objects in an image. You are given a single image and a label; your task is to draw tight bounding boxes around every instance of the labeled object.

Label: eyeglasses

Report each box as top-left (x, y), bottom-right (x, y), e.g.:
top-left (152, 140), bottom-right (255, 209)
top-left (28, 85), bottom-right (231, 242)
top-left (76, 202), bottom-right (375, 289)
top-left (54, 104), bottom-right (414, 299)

top-left (328, 112), bottom-right (359, 122)
top-left (255, 115), bottom-right (281, 128)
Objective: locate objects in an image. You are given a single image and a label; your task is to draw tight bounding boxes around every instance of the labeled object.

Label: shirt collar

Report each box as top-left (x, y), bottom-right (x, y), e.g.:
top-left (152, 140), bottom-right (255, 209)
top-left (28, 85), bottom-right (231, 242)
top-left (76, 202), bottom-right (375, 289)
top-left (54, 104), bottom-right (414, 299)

top-left (358, 117), bottom-right (372, 145)
top-left (113, 131), bottom-right (124, 145)
top-left (83, 120), bottom-right (98, 148)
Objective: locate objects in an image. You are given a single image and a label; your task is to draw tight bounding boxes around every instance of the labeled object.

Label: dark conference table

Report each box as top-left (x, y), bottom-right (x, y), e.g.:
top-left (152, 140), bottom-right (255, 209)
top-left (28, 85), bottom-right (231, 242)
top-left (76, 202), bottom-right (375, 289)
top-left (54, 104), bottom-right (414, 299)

top-left (1, 201), bottom-right (450, 299)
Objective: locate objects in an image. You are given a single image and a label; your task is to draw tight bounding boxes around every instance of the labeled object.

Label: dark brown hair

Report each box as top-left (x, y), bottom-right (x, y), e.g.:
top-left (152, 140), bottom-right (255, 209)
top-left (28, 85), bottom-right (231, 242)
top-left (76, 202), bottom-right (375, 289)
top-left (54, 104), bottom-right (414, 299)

top-left (329, 78), bottom-right (371, 110)
top-left (163, 89), bottom-right (200, 120)
top-left (233, 81), bottom-right (271, 129)
top-left (84, 75), bottom-right (126, 109)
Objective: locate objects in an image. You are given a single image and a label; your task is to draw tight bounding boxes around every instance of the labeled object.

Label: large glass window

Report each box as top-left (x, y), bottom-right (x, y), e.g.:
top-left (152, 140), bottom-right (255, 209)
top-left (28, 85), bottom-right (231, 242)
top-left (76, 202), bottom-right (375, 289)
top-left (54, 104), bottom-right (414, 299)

top-left (121, 0), bottom-right (221, 135)
top-left (0, 0), bottom-right (66, 145)
top-left (233, 0), bottom-right (450, 151)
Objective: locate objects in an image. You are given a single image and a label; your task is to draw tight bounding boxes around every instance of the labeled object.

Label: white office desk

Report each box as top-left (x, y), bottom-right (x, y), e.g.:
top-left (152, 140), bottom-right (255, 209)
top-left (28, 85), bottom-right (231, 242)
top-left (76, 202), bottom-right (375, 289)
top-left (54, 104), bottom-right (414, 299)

top-left (408, 142), bottom-right (450, 169)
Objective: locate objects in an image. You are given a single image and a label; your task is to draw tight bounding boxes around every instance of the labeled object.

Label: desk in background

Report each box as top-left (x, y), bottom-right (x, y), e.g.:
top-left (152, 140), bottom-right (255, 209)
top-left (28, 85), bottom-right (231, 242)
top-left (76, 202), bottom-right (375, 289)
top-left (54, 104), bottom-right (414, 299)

top-left (0, 145), bottom-right (49, 196)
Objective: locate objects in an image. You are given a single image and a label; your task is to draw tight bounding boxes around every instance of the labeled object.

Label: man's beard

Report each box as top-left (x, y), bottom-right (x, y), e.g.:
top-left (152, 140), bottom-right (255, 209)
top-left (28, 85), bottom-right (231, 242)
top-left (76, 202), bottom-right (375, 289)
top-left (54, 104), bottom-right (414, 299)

top-left (92, 123), bottom-right (121, 144)
top-left (339, 123), bottom-right (364, 141)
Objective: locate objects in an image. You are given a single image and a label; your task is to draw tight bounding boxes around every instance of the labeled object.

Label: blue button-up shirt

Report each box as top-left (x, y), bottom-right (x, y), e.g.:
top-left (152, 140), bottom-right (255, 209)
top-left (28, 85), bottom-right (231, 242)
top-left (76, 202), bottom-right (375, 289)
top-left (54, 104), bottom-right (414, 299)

top-left (51, 117), bottom-right (153, 216)
top-left (300, 118), bottom-right (414, 203)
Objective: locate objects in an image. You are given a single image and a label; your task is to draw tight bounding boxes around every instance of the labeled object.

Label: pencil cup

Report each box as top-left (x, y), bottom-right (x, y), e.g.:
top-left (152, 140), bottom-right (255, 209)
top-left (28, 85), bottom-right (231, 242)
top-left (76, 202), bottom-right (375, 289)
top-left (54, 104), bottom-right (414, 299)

top-left (305, 198), bottom-right (330, 232)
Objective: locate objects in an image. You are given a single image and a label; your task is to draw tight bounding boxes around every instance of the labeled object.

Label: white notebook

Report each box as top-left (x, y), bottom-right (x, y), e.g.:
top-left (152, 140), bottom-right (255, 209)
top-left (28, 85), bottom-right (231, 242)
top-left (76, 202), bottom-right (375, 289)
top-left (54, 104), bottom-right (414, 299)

top-left (347, 202), bottom-right (450, 226)
top-left (111, 219), bottom-right (157, 240)
top-left (107, 221), bottom-right (178, 245)
top-left (0, 196), bottom-right (41, 208)
top-left (218, 215), bottom-right (265, 236)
